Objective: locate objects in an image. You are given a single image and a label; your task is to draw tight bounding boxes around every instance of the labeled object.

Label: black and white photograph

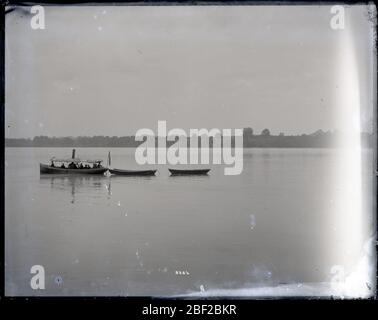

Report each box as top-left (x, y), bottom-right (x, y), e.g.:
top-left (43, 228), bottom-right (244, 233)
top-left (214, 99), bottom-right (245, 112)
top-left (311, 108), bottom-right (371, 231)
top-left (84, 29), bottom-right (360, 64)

top-left (3, 2), bottom-right (377, 302)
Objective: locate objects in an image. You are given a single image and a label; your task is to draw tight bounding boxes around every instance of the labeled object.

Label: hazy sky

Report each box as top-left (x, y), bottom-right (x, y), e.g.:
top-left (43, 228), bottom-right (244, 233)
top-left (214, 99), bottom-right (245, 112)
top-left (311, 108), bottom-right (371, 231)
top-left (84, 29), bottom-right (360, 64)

top-left (5, 5), bottom-right (375, 138)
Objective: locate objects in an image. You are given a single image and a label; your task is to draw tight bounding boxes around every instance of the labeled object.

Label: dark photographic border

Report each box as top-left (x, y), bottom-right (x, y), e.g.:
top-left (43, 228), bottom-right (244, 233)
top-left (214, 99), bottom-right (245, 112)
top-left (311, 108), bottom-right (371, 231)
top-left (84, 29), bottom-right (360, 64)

top-left (0, 0), bottom-right (377, 312)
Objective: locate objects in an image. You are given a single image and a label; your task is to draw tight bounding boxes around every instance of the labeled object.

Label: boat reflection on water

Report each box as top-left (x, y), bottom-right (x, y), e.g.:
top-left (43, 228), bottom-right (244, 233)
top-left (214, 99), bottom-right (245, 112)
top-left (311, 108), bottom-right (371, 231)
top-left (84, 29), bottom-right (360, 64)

top-left (39, 173), bottom-right (159, 204)
top-left (39, 175), bottom-right (108, 204)
top-left (168, 174), bottom-right (210, 181)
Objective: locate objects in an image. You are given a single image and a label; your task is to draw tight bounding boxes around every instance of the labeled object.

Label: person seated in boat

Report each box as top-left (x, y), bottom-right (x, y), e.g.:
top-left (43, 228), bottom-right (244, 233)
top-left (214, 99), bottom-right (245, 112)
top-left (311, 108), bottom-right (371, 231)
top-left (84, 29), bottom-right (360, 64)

top-left (85, 164), bottom-right (90, 169)
top-left (79, 163), bottom-right (84, 169)
top-left (50, 161), bottom-right (55, 167)
top-left (60, 163), bottom-right (66, 168)
top-left (68, 162), bottom-right (77, 169)
top-left (93, 163), bottom-right (98, 168)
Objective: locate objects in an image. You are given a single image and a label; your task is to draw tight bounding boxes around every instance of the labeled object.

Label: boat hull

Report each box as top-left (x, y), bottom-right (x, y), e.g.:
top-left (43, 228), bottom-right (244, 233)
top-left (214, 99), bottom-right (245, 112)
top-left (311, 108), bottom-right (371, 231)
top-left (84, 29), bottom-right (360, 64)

top-left (109, 168), bottom-right (157, 176)
top-left (169, 169), bottom-right (210, 175)
top-left (40, 163), bottom-right (107, 175)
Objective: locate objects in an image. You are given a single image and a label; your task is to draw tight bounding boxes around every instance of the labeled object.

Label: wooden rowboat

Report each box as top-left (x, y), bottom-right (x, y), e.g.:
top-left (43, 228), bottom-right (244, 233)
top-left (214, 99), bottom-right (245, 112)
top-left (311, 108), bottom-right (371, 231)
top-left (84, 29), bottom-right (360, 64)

top-left (106, 152), bottom-right (156, 176)
top-left (168, 168), bottom-right (210, 175)
top-left (108, 168), bottom-right (157, 176)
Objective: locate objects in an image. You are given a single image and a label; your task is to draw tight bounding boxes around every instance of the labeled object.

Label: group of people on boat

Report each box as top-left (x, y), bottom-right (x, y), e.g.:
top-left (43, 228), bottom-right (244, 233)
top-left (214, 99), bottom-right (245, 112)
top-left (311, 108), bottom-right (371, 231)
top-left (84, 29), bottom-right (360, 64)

top-left (50, 161), bottom-right (102, 169)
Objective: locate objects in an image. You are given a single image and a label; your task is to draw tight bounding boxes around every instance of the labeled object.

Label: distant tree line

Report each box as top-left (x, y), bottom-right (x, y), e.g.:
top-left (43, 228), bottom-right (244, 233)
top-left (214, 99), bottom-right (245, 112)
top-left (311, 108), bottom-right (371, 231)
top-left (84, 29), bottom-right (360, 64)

top-left (5, 135), bottom-right (141, 147)
top-left (5, 129), bottom-right (374, 148)
top-left (241, 128), bottom-right (373, 148)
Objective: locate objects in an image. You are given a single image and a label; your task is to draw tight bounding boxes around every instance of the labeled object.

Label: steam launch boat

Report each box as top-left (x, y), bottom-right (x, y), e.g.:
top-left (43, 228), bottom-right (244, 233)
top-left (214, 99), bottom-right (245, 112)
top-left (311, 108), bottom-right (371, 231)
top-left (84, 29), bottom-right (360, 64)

top-left (40, 149), bottom-right (107, 175)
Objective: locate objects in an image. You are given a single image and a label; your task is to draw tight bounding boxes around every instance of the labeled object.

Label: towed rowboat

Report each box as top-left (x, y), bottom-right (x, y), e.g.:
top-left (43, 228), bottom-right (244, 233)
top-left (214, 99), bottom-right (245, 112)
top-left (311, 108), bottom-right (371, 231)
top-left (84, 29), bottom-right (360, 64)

top-left (168, 168), bottom-right (210, 175)
top-left (108, 168), bottom-right (157, 176)
top-left (107, 152), bottom-right (156, 176)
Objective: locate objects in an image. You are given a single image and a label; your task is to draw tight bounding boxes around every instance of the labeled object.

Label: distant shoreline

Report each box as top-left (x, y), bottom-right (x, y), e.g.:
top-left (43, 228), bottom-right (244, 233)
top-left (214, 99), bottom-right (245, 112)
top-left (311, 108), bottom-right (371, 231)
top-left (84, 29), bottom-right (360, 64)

top-left (5, 132), bottom-right (373, 148)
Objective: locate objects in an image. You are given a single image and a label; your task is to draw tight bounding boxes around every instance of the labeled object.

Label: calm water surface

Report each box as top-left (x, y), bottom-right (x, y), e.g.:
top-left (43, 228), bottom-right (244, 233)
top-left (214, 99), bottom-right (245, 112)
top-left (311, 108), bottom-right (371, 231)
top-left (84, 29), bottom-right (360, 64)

top-left (5, 147), bottom-right (371, 296)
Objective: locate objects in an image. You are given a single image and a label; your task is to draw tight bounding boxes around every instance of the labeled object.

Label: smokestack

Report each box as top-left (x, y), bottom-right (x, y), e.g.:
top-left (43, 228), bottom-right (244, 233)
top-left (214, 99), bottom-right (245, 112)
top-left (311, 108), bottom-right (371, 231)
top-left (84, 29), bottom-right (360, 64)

top-left (72, 149), bottom-right (76, 159)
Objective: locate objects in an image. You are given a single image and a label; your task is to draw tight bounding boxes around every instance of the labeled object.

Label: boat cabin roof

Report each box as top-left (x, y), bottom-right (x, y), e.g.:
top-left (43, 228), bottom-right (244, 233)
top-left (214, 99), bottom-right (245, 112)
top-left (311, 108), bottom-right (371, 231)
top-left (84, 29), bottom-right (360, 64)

top-left (50, 157), bottom-right (102, 164)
